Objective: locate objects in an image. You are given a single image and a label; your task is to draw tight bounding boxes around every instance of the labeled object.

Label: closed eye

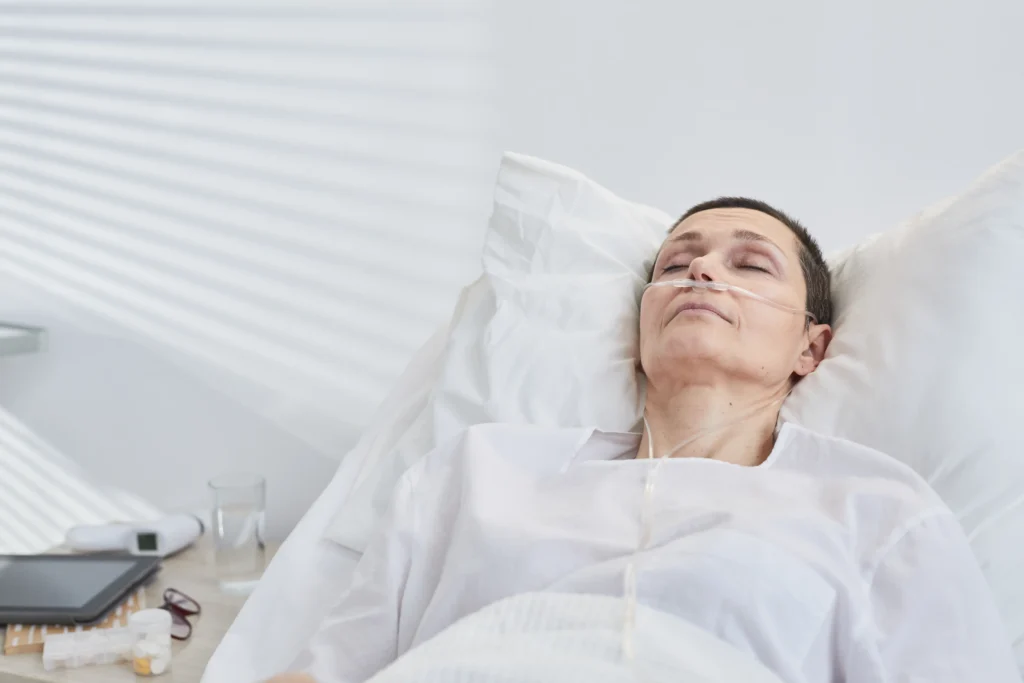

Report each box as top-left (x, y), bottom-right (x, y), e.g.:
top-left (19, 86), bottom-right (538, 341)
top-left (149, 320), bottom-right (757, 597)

top-left (662, 264), bottom-right (689, 273)
top-left (740, 264), bottom-right (771, 273)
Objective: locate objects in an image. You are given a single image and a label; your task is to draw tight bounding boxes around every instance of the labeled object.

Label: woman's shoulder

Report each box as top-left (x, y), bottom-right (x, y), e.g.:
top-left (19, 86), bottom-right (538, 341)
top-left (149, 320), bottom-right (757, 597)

top-left (773, 421), bottom-right (948, 516)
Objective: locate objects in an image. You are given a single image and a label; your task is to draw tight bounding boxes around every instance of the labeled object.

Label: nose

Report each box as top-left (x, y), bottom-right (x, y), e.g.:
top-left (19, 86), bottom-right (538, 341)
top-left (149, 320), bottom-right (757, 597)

top-left (687, 254), bottom-right (718, 282)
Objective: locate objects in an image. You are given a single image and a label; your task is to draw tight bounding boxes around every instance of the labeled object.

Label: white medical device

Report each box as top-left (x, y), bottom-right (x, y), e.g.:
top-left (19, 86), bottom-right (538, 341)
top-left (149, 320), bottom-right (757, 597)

top-left (65, 514), bottom-right (204, 558)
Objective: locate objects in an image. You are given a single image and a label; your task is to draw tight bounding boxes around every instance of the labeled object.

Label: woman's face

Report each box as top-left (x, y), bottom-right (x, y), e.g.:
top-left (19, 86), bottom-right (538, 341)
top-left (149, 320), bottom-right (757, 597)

top-left (639, 208), bottom-right (830, 391)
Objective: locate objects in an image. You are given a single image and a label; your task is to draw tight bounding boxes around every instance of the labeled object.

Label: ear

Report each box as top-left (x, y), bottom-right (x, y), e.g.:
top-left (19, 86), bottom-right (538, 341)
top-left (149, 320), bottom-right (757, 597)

top-left (793, 324), bottom-right (832, 377)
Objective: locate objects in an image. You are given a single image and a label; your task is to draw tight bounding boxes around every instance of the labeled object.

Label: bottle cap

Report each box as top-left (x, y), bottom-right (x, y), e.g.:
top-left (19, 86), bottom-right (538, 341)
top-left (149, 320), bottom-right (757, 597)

top-left (129, 609), bottom-right (172, 637)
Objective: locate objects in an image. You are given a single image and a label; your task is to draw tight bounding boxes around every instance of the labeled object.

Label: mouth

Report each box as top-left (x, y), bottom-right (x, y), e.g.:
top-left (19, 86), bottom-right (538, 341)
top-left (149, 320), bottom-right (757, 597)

top-left (669, 300), bottom-right (732, 323)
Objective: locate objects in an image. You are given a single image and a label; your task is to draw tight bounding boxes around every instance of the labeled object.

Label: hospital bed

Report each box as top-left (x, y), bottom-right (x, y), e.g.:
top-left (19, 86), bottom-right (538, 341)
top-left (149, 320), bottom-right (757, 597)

top-left (203, 150), bottom-right (1024, 682)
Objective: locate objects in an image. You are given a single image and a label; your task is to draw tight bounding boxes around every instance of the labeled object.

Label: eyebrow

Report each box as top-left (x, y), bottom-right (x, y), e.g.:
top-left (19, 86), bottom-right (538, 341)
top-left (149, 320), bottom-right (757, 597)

top-left (668, 228), bottom-right (782, 253)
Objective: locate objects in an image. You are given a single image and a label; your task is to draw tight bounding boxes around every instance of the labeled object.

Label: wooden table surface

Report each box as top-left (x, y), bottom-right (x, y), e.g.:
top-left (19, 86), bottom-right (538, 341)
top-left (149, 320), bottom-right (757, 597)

top-left (0, 540), bottom-right (278, 683)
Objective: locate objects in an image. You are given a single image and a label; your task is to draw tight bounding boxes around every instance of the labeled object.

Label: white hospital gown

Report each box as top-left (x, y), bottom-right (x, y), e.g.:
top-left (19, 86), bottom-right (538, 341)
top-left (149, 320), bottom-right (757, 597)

top-left (296, 422), bottom-right (1020, 683)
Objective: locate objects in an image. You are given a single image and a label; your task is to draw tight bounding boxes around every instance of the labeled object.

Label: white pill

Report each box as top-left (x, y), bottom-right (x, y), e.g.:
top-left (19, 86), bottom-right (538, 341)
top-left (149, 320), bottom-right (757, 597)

top-left (151, 656), bottom-right (168, 675)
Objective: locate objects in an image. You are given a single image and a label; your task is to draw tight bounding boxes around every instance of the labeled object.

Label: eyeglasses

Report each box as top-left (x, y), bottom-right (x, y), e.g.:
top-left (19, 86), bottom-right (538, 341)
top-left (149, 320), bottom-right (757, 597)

top-left (158, 588), bottom-right (201, 640)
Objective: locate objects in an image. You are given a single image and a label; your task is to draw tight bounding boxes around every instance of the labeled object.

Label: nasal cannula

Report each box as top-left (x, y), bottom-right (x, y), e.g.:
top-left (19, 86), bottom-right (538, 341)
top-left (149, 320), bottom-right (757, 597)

top-left (621, 277), bottom-right (811, 665)
top-left (644, 278), bottom-right (818, 324)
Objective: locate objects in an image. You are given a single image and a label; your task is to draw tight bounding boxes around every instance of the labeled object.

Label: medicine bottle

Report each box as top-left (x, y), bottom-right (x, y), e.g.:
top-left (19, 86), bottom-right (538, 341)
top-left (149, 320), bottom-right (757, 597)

top-left (129, 609), bottom-right (173, 676)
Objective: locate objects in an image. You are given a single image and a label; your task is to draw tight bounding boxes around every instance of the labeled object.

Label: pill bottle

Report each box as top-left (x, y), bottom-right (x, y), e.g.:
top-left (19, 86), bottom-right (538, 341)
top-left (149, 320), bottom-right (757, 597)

top-left (129, 609), bottom-right (173, 676)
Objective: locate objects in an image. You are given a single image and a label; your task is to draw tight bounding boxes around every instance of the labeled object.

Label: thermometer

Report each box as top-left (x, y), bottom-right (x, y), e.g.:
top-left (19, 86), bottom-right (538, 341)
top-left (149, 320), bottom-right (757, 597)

top-left (65, 514), bottom-right (204, 557)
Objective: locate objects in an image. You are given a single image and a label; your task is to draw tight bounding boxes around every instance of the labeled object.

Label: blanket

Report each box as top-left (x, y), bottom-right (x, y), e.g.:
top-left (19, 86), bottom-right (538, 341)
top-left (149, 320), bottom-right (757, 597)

top-left (368, 592), bottom-right (785, 683)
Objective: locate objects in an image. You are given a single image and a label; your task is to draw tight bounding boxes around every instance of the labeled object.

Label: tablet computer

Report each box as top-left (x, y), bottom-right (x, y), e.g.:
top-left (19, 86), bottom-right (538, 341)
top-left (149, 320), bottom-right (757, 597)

top-left (0, 554), bottom-right (161, 625)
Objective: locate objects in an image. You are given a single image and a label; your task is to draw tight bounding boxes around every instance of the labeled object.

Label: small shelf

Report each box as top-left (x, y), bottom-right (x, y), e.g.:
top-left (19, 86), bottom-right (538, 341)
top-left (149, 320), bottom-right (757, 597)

top-left (0, 323), bottom-right (47, 357)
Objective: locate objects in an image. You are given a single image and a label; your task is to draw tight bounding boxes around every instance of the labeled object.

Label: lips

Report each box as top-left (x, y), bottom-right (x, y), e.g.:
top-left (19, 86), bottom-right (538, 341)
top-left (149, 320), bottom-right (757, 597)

top-left (669, 299), bottom-right (731, 323)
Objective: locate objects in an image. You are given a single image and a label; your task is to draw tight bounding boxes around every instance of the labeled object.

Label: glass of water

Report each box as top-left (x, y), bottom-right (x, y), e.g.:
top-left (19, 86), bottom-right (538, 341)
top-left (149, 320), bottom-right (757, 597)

top-left (209, 472), bottom-right (266, 594)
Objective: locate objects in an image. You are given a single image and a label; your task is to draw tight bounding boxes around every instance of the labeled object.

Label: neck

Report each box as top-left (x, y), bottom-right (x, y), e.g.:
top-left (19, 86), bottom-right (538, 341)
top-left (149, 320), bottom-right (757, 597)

top-left (636, 382), bottom-right (787, 466)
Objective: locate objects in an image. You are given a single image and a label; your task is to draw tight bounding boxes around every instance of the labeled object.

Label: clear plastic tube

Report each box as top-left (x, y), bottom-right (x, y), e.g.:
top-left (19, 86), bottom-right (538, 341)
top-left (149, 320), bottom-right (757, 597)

top-left (622, 277), bottom-right (808, 664)
top-left (620, 390), bottom-right (790, 662)
top-left (644, 278), bottom-right (816, 324)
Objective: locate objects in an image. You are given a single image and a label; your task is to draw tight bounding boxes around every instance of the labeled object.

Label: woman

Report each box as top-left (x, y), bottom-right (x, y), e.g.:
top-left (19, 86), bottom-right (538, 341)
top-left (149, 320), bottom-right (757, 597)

top-left (271, 198), bottom-right (1020, 683)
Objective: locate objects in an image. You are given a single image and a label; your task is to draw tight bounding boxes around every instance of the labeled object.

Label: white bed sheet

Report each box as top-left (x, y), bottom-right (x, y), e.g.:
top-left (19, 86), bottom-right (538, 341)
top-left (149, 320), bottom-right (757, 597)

top-left (201, 448), bottom-right (363, 683)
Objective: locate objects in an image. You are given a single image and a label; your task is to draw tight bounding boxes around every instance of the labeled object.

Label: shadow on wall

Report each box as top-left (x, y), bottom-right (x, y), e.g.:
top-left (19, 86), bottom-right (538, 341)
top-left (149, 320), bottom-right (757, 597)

top-left (0, 312), bottom-right (346, 543)
top-left (0, 404), bottom-right (160, 554)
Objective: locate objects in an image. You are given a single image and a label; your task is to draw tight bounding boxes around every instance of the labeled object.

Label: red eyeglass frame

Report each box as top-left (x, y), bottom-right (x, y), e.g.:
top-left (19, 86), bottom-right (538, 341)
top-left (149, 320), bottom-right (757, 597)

top-left (158, 588), bottom-right (201, 641)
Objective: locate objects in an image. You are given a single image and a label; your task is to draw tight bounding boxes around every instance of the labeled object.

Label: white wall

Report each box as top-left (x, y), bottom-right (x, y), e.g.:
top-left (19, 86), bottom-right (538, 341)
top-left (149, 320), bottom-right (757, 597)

top-left (0, 1), bottom-right (495, 541)
top-left (0, 275), bottom-right (339, 542)
top-left (495, 0), bottom-right (1024, 251)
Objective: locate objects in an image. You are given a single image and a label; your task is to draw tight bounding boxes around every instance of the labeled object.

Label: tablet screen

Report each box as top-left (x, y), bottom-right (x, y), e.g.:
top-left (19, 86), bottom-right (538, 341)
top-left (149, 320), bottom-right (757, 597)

top-left (0, 557), bottom-right (137, 609)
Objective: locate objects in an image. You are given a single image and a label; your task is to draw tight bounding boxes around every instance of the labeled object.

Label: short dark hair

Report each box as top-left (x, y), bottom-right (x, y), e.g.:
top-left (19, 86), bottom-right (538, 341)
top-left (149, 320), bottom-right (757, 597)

top-left (662, 196), bottom-right (832, 326)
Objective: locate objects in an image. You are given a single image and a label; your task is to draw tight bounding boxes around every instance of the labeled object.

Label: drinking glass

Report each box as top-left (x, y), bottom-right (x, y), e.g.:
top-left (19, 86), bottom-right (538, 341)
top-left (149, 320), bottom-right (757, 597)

top-left (209, 473), bottom-right (266, 594)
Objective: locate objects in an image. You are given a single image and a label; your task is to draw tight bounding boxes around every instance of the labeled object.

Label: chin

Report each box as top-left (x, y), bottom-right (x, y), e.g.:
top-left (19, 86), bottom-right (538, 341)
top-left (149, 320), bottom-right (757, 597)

top-left (650, 335), bottom-right (725, 378)
top-left (663, 327), bottom-right (726, 358)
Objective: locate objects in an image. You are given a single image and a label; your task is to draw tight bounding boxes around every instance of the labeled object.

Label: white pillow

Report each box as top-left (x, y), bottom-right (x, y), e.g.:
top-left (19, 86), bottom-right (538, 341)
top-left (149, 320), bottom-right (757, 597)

top-left (782, 153), bottom-right (1024, 661)
top-left (327, 150), bottom-right (1024, 666)
top-left (432, 154), bottom-right (670, 436)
